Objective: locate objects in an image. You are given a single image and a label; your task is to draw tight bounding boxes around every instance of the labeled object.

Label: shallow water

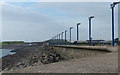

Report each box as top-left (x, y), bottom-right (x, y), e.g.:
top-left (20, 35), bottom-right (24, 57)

top-left (0, 49), bottom-right (16, 58)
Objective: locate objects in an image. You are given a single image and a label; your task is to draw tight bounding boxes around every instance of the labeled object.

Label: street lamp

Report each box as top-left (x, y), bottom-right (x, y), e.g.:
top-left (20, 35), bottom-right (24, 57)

top-left (52, 37), bottom-right (54, 45)
top-left (49, 39), bottom-right (51, 45)
top-left (77, 23), bottom-right (81, 43)
top-left (88, 16), bottom-right (94, 46)
top-left (58, 34), bottom-right (60, 45)
top-left (110, 1), bottom-right (120, 46)
top-left (65, 30), bottom-right (67, 45)
top-left (61, 32), bottom-right (64, 45)
top-left (50, 38), bottom-right (53, 45)
top-left (57, 35), bottom-right (59, 45)
top-left (70, 27), bottom-right (73, 45)
top-left (55, 36), bottom-right (57, 45)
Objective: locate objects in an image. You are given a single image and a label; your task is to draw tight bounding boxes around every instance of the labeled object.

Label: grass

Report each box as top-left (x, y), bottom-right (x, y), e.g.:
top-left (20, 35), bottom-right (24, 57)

top-left (2, 41), bottom-right (25, 46)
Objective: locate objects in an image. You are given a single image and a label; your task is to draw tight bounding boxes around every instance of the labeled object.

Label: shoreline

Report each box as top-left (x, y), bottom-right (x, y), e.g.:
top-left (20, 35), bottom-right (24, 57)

top-left (1, 44), bottom-right (28, 58)
top-left (2, 45), bottom-right (62, 71)
top-left (0, 49), bottom-right (16, 58)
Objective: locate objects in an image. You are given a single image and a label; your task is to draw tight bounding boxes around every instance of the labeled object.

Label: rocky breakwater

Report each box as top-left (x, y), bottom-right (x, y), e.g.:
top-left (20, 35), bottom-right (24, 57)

top-left (2, 45), bottom-right (62, 71)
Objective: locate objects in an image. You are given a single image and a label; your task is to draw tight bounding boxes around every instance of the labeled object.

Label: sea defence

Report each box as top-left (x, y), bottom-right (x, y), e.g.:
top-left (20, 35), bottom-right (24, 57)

top-left (53, 45), bottom-right (118, 59)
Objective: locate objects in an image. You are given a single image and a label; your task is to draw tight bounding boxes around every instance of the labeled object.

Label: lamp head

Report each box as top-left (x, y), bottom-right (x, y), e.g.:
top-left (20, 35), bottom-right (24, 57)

top-left (111, 1), bottom-right (120, 9)
top-left (90, 16), bottom-right (94, 18)
top-left (113, 1), bottom-right (120, 5)
top-left (89, 16), bottom-right (94, 20)
top-left (77, 23), bottom-right (81, 25)
top-left (70, 27), bottom-right (73, 29)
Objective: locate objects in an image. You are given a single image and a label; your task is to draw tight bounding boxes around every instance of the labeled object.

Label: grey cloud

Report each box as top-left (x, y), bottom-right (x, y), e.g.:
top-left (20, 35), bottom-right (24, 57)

top-left (2, 3), bottom-right (65, 41)
top-left (2, 2), bottom-right (119, 41)
top-left (32, 2), bottom-right (118, 40)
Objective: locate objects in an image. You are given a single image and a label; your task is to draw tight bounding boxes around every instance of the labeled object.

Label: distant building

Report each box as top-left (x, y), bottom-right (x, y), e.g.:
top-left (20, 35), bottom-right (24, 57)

top-left (25, 42), bottom-right (44, 46)
top-left (101, 40), bottom-right (111, 45)
top-left (76, 40), bottom-right (86, 43)
top-left (86, 40), bottom-right (105, 43)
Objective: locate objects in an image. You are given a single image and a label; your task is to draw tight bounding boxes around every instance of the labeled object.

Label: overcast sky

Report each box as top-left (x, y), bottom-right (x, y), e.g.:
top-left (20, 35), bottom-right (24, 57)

top-left (0, 1), bottom-right (119, 42)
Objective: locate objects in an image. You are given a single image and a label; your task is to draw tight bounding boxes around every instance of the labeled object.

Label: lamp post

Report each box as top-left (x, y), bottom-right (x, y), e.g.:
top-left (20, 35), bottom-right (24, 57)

top-left (61, 32), bottom-right (64, 45)
top-left (52, 37), bottom-right (54, 45)
top-left (50, 38), bottom-right (52, 45)
top-left (70, 27), bottom-right (73, 45)
top-left (53, 37), bottom-right (55, 45)
top-left (52, 37), bottom-right (53, 45)
top-left (65, 30), bottom-right (67, 45)
top-left (55, 36), bottom-right (57, 45)
top-left (53, 36), bottom-right (55, 45)
top-left (88, 16), bottom-right (94, 46)
top-left (49, 39), bottom-right (51, 45)
top-left (61, 32), bottom-right (64, 39)
top-left (110, 1), bottom-right (120, 46)
top-left (59, 34), bottom-right (60, 45)
top-left (57, 35), bottom-right (59, 45)
top-left (77, 23), bottom-right (81, 43)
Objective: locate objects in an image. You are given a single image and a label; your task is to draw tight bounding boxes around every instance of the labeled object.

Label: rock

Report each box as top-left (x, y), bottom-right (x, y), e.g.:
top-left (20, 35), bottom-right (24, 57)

top-left (16, 62), bottom-right (25, 68)
top-left (54, 54), bottom-right (61, 62)
top-left (29, 56), bottom-right (38, 65)
top-left (40, 50), bottom-right (61, 64)
top-left (4, 68), bottom-right (8, 71)
top-left (2, 45), bottom-right (62, 70)
top-left (41, 54), bottom-right (50, 64)
top-left (10, 68), bottom-right (14, 71)
top-left (16, 62), bottom-right (21, 67)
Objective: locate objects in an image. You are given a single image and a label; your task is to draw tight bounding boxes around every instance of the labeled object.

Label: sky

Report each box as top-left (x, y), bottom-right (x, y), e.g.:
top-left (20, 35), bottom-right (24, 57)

top-left (0, 1), bottom-right (119, 42)
top-left (119, 4), bottom-right (120, 39)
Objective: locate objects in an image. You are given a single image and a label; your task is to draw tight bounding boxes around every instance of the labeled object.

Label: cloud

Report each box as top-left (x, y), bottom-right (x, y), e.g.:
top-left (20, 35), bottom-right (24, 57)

top-left (2, 2), bottom-right (119, 42)
top-left (2, 2), bottom-right (65, 41)
top-left (31, 2), bottom-right (118, 39)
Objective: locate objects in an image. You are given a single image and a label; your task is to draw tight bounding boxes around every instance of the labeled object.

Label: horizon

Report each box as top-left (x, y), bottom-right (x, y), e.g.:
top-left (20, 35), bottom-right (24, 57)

top-left (1, 39), bottom-right (117, 42)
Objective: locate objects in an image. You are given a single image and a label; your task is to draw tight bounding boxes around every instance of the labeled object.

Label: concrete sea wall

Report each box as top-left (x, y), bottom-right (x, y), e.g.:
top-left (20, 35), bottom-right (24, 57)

top-left (53, 45), bottom-right (118, 59)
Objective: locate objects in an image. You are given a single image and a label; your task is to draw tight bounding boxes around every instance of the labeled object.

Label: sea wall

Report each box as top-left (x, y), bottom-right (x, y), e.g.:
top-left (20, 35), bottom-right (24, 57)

top-left (53, 45), bottom-right (117, 59)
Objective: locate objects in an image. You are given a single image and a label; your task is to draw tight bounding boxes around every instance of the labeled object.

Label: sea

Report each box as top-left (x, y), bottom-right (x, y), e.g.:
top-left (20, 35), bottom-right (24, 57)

top-left (0, 49), bottom-right (16, 58)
